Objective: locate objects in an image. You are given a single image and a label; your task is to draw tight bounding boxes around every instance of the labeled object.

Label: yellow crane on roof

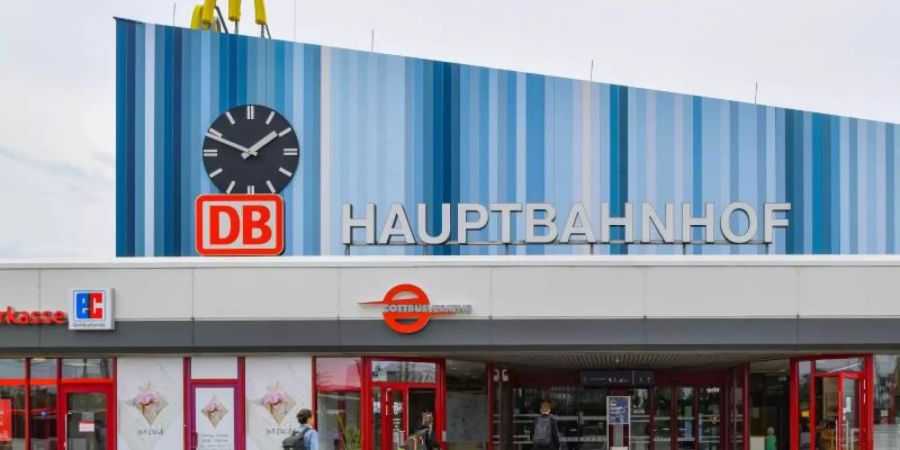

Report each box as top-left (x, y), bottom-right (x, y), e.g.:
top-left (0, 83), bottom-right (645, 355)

top-left (190, 0), bottom-right (270, 38)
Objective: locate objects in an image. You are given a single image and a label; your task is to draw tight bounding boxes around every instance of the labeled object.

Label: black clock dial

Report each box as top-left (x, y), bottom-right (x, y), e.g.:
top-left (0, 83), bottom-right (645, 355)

top-left (202, 104), bottom-right (300, 194)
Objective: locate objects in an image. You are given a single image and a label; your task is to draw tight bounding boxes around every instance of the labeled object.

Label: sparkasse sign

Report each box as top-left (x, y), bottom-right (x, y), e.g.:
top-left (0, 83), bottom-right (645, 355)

top-left (0, 307), bottom-right (67, 326)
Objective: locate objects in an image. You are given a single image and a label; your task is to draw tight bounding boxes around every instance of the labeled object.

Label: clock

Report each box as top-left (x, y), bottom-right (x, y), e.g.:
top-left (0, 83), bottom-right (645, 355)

top-left (201, 104), bottom-right (300, 194)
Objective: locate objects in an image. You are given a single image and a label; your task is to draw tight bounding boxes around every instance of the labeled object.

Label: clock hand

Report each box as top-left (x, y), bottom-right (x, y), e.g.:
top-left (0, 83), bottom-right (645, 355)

top-left (241, 130), bottom-right (279, 160)
top-left (206, 133), bottom-right (252, 155)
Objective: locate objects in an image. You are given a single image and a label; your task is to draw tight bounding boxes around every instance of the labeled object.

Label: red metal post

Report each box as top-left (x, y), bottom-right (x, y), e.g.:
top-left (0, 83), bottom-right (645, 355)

top-left (487, 364), bottom-right (494, 450)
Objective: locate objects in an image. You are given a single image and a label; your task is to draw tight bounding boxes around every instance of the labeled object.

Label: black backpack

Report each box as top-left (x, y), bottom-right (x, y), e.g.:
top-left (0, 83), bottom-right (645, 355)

top-left (283, 427), bottom-right (312, 450)
top-left (533, 415), bottom-right (553, 446)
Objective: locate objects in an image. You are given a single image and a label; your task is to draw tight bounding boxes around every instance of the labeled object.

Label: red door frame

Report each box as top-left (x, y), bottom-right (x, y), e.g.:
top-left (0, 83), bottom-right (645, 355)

top-left (789, 355), bottom-right (873, 450)
top-left (56, 381), bottom-right (116, 450)
top-left (359, 357), bottom-right (445, 450)
top-left (656, 371), bottom-right (729, 450)
top-left (375, 383), bottom-right (440, 450)
top-left (184, 357), bottom-right (246, 450)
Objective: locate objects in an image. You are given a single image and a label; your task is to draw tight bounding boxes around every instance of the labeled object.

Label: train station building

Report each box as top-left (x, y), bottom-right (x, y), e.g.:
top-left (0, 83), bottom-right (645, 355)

top-left (0, 17), bottom-right (899, 450)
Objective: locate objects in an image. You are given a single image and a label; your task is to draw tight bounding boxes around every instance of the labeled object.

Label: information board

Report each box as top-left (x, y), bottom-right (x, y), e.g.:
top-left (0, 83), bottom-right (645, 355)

top-left (581, 370), bottom-right (654, 387)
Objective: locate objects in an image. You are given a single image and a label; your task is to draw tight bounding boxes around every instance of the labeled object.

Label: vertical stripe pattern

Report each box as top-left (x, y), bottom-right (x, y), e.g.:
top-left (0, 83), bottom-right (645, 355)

top-left (116, 20), bottom-right (900, 256)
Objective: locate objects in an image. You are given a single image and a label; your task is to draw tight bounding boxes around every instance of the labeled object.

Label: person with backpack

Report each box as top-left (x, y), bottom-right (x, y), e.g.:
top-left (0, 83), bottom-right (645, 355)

top-left (530, 402), bottom-right (560, 450)
top-left (283, 409), bottom-right (319, 450)
top-left (408, 412), bottom-right (438, 450)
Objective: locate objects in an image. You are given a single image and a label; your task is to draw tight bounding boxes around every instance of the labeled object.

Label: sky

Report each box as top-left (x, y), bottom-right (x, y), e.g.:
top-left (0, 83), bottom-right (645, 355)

top-left (0, 0), bottom-right (898, 258)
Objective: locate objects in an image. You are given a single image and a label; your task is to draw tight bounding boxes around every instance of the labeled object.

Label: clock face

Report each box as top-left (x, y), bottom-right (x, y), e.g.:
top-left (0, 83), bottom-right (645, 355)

top-left (202, 104), bottom-right (300, 194)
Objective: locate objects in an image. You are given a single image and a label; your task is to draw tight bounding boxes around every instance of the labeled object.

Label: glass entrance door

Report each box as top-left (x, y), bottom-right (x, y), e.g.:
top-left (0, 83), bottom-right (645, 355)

top-left (812, 374), bottom-right (862, 450)
top-left (656, 382), bottom-right (724, 450)
top-left (839, 376), bottom-right (859, 450)
top-left (60, 386), bottom-right (112, 450)
top-left (374, 386), bottom-right (437, 450)
top-left (697, 387), bottom-right (721, 450)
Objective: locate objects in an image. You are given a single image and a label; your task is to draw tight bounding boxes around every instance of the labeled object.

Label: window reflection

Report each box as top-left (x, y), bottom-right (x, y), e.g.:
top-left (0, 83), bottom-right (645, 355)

top-left (0, 360), bottom-right (25, 380)
top-left (316, 358), bottom-right (362, 450)
top-left (371, 361), bottom-right (436, 383)
top-left (29, 385), bottom-right (57, 450)
top-left (28, 360), bottom-right (55, 381)
top-left (814, 359), bottom-right (863, 374)
top-left (61, 359), bottom-right (111, 379)
top-left (874, 355), bottom-right (900, 450)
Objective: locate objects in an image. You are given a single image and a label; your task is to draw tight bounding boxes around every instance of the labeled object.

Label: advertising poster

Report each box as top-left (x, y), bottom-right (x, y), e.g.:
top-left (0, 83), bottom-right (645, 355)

top-left (607, 396), bottom-right (631, 425)
top-left (117, 358), bottom-right (183, 450)
top-left (195, 387), bottom-right (237, 450)
top-left (245, 357), bottom-right (312, 450)
top-left (0, 399), bottom-right (10, 442)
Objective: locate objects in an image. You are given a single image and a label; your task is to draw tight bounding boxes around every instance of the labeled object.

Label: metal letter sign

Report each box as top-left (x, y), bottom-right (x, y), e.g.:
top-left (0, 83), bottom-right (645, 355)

top-left (195, 194), bottom-right (285, 256)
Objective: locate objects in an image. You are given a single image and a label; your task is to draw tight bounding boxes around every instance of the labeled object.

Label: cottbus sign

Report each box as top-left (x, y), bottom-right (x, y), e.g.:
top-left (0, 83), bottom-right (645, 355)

top-left (360, 284), bottom-right (472, 334)
top-left (195, 194), bottom-right (284, 256)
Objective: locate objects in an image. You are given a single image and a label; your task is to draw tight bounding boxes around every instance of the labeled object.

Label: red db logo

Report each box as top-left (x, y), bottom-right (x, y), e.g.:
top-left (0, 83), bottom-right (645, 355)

top-left (195, 194), bottom-right (284, 256)
top-left (360, 284), bottom-right (472, 334)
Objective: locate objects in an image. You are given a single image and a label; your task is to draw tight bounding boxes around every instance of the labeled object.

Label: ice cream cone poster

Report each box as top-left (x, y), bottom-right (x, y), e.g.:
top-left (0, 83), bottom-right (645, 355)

top-left (194, 387), bottom-right (236, 450)
top-left (256, 383), bottom-right (296, 425)
top-left (130, 384), bottom-right (169, 425)
top-left (117, 358), bottom-right (183, 450)
top-left (245, 357), bottom-right (312, 450)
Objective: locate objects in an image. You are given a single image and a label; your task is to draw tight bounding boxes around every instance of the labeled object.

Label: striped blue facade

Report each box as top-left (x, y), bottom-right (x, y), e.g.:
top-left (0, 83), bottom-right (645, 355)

top-left (116, 19), bottom-right (900, 256)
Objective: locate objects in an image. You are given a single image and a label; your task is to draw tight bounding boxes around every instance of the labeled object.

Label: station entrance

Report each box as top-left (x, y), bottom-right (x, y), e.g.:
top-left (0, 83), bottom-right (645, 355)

top-left (493, 369), bottom-right (740, 450)
top-left (313, 354), bottom-right (877, 450)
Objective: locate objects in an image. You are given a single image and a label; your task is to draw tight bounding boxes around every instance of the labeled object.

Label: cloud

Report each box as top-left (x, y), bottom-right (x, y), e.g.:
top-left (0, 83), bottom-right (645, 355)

top-left (0, 147), bottom-right (114, 259)
top-left (0, 147), bottom-right (110, 184)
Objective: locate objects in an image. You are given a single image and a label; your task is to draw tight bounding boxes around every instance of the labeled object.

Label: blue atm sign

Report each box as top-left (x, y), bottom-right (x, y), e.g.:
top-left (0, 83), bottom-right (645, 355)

top-left (69, 289), bottom-right (114, 331)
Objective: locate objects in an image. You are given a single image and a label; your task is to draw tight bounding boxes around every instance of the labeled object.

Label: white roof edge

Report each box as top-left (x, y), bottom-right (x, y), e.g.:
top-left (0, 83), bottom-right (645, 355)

top-left (0, 255), bottom-right (899, 269)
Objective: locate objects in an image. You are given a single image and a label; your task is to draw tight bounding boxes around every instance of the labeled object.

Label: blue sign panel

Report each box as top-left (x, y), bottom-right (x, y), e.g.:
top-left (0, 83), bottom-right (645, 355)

top-left (116, 19), bottom-right (900, 256)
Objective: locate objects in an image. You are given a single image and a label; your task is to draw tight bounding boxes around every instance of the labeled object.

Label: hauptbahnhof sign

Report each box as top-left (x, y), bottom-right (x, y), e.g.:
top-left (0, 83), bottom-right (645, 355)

top-left (343, 202), bottom-right (790, 246)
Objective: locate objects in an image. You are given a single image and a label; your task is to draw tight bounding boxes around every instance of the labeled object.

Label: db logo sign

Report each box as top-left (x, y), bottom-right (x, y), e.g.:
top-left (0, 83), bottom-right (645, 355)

top-left (195, 194), bottom-right (284, 256)
top-left (360, 284), bottom-right (472, 334)
top-left (70, 289), bottom-right (114, 330)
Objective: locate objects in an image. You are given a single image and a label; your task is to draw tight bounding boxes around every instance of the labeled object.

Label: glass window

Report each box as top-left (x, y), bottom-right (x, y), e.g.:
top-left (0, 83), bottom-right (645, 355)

top-left (61, 359), bottom-right (112, 379)
top-left (0, 385), bottom-right (26, 450)
top-left (0, 360), bottom-right (25, 380)
top-left (28, 359), bottom-right (56, 381)
top-left (874, 355), bottom-right (899, 450)
top-left (749, 361), bottom-right (789, 450)
top-left (676, 387), bottom-right (695, 450)
top-left (29, 384), bottom-right (57, 450)
top-left (814, 359), bottom-right (863, 374)
top-left (317, 358), bottom-right (362, 391)
top-left (655, 387), bottom-right (672, 450)
top-left (316, 358), bottom-right (362, 450)
top-left (630, 388), bottom-right (651, 450)
top-left (445, 361), bottom-right (488, 450)
top-left (732, 367), bottom-right (746, 450)
top-left (371, 361), bottom-right (436, 383)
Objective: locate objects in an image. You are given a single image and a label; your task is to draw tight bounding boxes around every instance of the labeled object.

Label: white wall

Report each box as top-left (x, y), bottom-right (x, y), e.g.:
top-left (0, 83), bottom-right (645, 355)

top-left (8, 257), bottom-right (900, 322)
